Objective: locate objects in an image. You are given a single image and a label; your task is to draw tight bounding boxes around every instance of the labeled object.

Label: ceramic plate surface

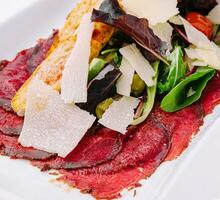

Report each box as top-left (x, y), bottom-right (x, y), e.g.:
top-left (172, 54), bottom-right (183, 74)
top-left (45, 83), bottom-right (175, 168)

top-left (0, 1), bottom-right (220, 200)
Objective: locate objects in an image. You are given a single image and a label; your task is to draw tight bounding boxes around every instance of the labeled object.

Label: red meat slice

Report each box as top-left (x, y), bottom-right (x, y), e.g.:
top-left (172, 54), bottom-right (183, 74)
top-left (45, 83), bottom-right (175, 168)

top-left (0, 31), bottom-right (57, 136)
top-left (59, 160), bottom-right (160, 199)
top-left (57, 116), bottom-right (170, 199)
top-left (152, 103), bottom-right (204, 160)
top-left (202, 73), bottom-right (220, 115)
top-left (0, 133), bottom-right (55, 160)
top-left (32, 127), bottom-right (123, 170)
top-left (0, 30), bottom-right (57, 111)
top-left (33, 117), bottom-right (169, 172)
top-left (0, 108), bottom-right (23, 136)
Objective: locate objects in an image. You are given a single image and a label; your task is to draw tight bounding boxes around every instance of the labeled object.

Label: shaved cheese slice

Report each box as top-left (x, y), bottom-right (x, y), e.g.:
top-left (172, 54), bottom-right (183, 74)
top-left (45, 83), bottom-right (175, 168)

top-left (19, 78), bottom-right (96, 158)
top-left (99, 96), bottom-right (139, 134)
top-left (185, 47), bottom-right (220, 69)
top-left (122, 0), bottom-right (179, 25)
top-left (191, 60), bottom-right (208, 67)
top-left (61, 13), bottom-right (94, 103)
top-left (116, 57), bottom-right (134, 96)
top-left (186, 57), bottom-right (207, 70)
top-left (181, 17), bottom-right (213, 49)
top-left (150, 22), bottom-right (173, 50)
top-left (182, 17), bottom-right (220, 70)
top-left (169, 15), bottom-right (183, 25)
top-left (208, 4), bottom-right (220, 24)
top-left (119, 44), bottom-right (155, 87)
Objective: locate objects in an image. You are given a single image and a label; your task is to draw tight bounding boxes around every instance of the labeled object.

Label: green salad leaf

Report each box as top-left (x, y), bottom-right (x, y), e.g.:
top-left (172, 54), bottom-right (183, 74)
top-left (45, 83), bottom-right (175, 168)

top-left (101, 48), bottom-right (118, 55)
top-left (132, 61), bottom-right (159, 125)
top-left (161, 66), bottom-right (216, 112)
top-left (89, 58), bottom-right (107, 81)
top-left (158, 46), bottom-right (186, 93)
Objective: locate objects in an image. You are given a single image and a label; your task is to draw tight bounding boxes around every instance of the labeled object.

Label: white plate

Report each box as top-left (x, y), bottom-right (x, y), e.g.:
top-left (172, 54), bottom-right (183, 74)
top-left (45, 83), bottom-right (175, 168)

top-left (0, 1), bottom-right (220, 200)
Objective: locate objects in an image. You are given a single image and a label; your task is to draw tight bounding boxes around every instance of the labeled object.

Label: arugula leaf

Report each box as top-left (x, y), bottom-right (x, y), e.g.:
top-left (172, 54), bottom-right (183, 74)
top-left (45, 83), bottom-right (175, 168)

top-left (132, 61), bottom-right (159, 125)
top-left (161, 66), bottom-right (215, 112)
top-left (158, 46), bottom-right (186, 94)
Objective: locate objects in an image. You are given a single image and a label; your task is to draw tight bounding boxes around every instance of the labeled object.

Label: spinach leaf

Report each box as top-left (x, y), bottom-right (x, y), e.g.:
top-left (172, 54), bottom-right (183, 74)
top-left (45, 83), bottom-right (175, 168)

top-left (158, 46), bottom-right (186, 93)
top-left (132, 61), bottom-right (159, 125)
top-left (161, 66), bottom-right (215, 112)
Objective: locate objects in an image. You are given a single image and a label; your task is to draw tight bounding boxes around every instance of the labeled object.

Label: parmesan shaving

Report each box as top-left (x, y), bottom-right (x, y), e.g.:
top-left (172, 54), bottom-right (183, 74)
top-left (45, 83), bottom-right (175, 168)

top-left (181, 17), bottom-right (212, 49)
top-left (122, 0), bottom-right (179, 25)
top-left (61, 13), bottom-right (94, 103)
top-left (19, 78), bottom-right (96, 158)
top-left (181, 17), bottom-right (220, 70)
top-left (169, 15), bottom-right (183, 25)
top-left (150, 22), bottom-right (173, 50)
top-left (185, 47), bottom-right (220, 69)
top-left (119, 44), bottom-right (155, 87)
top-left (208, 4), bottom-right (220, 24)
top-left (116, 57), bottom-right (134, 96)
top-left (98, 96), bottom-right (139, 134)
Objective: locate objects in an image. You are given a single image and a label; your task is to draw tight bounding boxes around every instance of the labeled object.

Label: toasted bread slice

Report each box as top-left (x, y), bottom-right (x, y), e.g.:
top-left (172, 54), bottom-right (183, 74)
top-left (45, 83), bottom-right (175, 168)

top-left (12, 0), bottom-right (115, 116)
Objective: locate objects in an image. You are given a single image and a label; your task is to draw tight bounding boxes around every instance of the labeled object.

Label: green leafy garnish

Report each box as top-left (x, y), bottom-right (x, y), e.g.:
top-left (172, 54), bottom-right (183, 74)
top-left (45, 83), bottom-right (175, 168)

top-left (89, 58), bottom-right (107, 81)
top-left (161, 66), bottom-right (215, 112)
top-left (132, 61), bottom-right (159, 125)
top-left (101, 48), bottom-right (118, 55)
top-left (158, 46), bottom-right (186, 93)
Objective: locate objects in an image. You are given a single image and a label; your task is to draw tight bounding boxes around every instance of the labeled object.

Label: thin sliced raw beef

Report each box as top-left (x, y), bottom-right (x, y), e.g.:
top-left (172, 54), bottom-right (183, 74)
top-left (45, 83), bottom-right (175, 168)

top-left (32, 127), bottom-right (123, 170)
top-left (0, 30), bottom-right (57, 111)
top-left (202, 73), bottom-right (220, 115)
top-left (33, 116), bottom-right (169, 172)
top-left (0, 31), bottom-right (57, 136)
top-left (152, 103), bottom-right (204, 160)
top-left (59, 159), bottom-right (162, 199)
top-left (0, 133), bottom-right (55, 160)
top-left (57, 116), bottom-right (170, 199)
top-left (0, 108), bottom-right (23, 136)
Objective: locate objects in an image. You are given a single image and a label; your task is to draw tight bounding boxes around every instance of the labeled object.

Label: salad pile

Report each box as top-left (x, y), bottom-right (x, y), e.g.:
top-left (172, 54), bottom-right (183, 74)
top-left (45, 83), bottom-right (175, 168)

top-left (76, 0), bottom-right (220, 126)
top-left (9, 0), bottom-right (220, 160)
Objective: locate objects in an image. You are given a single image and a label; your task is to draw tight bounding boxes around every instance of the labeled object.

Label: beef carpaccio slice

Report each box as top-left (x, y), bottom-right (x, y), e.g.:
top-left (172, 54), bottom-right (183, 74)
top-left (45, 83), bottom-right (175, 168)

top-left (0, 133), bottom-right (55, 160)
top-left (0, 31), bottom-right (57, 136)
top-left (32, 127), bottom-right (123, 170)
top-left (33, 117), bottom-right (169, 172)
top-left (0, 30), bottom-right (58, 111)
top-left (57, 116), bottom-right (170, 199)
top-left (202, 73), bottom-right (220, 115)
top-left (60, 158), bottom-right (163, 199)
top-left (0, 108), bottom-right (23, 136)
top-left (152, 103), bottom-right (204, 160)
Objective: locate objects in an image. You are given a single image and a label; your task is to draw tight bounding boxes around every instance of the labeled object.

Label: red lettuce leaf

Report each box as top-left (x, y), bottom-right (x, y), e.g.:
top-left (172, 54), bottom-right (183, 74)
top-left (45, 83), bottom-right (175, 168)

top-left (98, 0), bottom-right (125, 18)
top-left (77, 64), bottom-right (121, 114)
top-left (91, 6), bottom-right (168, 64)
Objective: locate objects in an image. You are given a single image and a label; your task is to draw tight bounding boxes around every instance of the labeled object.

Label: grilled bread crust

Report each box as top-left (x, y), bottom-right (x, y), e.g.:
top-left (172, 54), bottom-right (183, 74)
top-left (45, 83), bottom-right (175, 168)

top-left (12, 0), bottom-right (115, 116)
